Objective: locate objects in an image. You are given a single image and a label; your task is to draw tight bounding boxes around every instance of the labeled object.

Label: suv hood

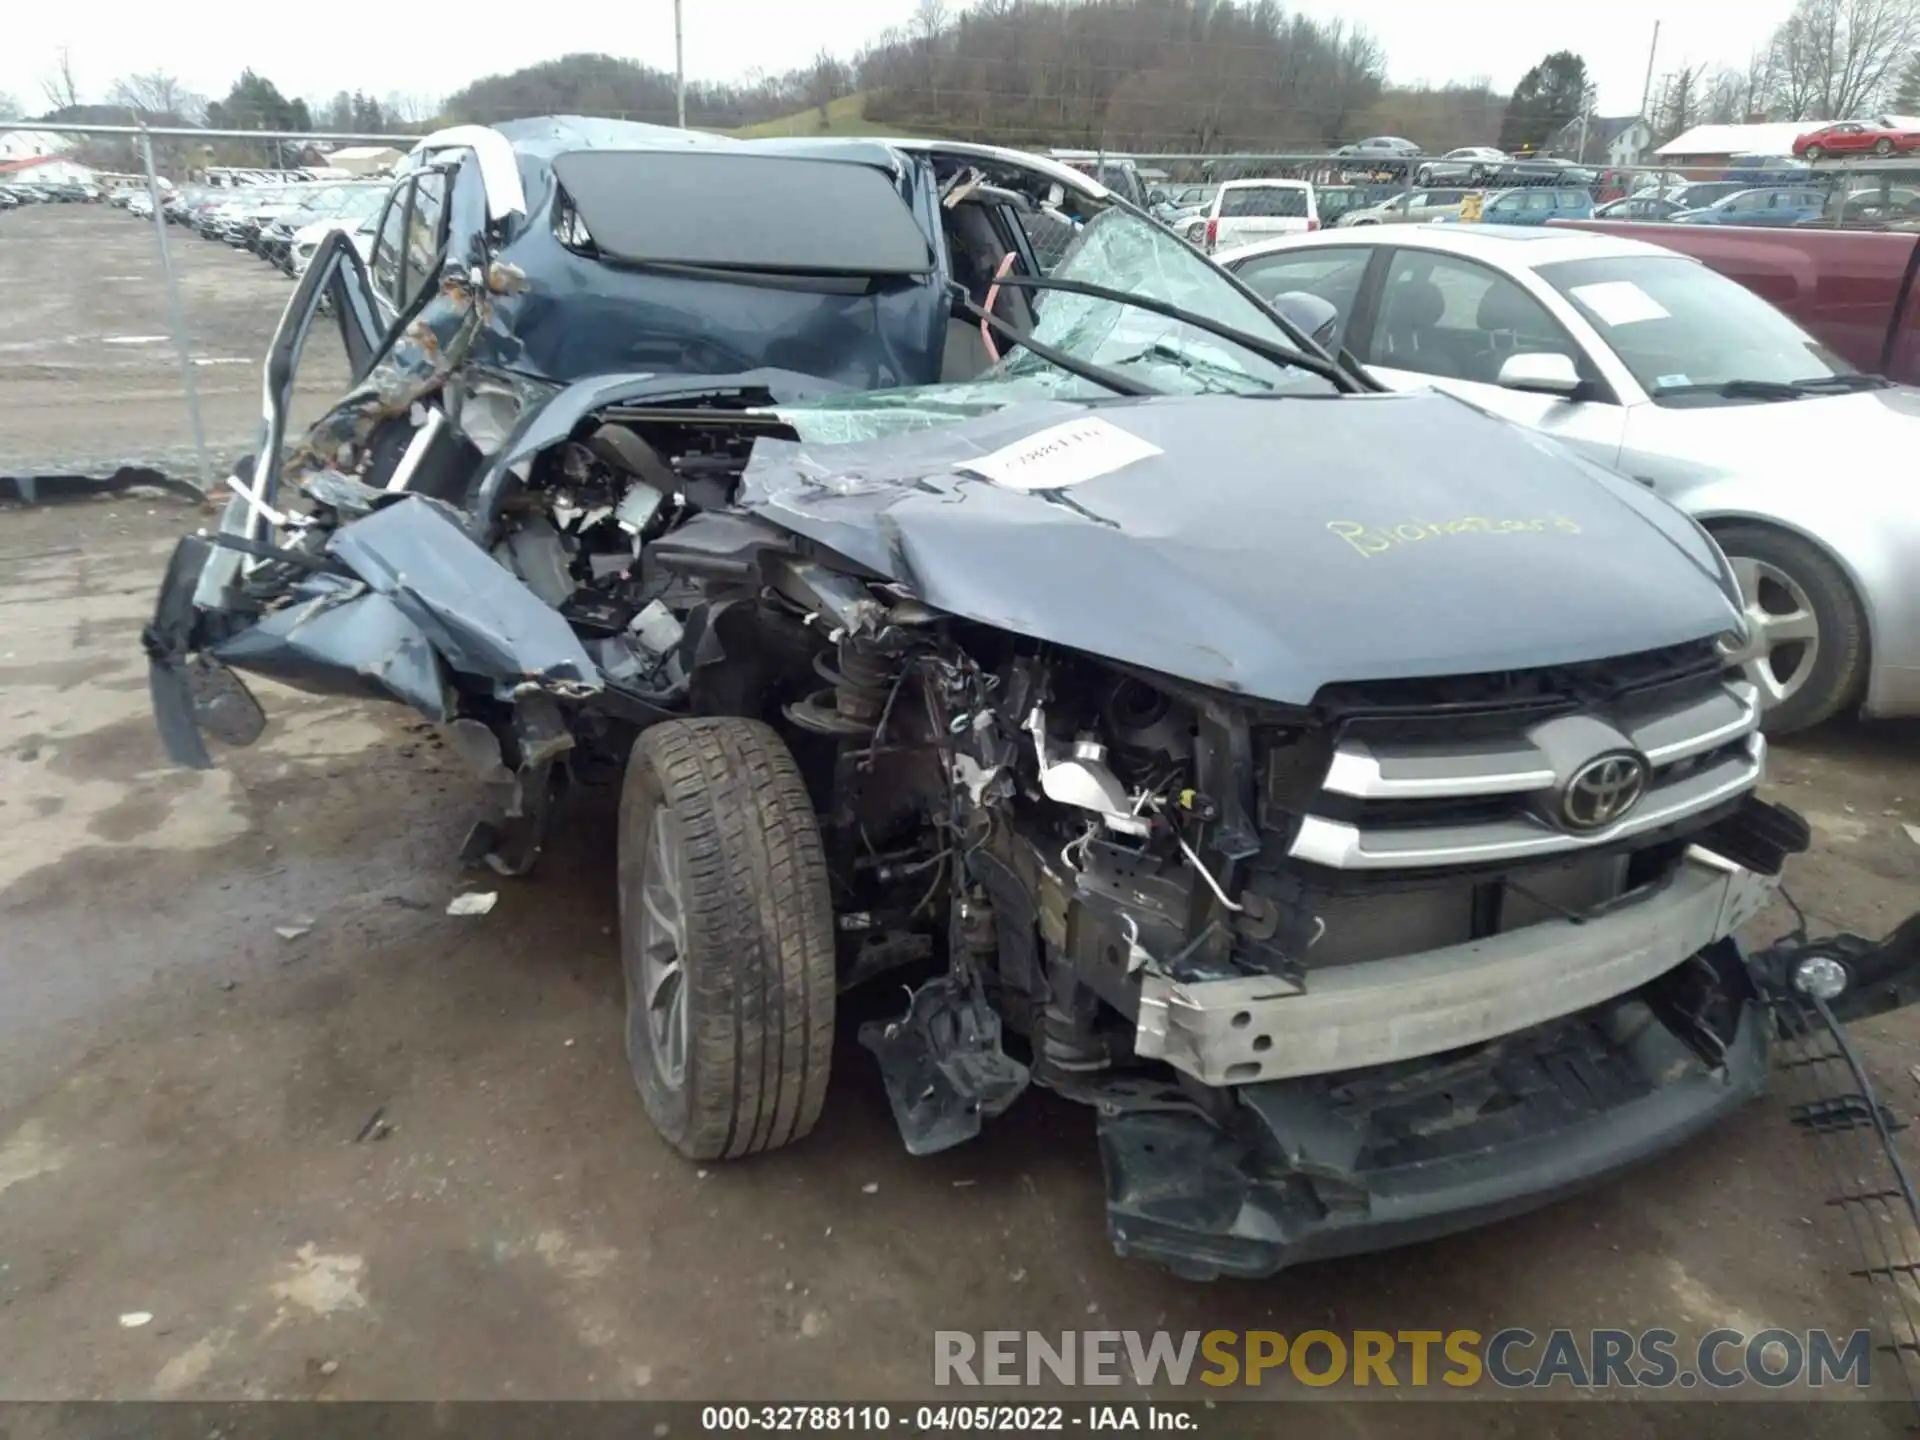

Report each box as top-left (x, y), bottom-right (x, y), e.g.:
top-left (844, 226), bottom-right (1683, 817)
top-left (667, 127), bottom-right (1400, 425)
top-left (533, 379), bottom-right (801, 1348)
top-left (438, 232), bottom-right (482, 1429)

top-left (742, 389), bottom-right (1742, 704)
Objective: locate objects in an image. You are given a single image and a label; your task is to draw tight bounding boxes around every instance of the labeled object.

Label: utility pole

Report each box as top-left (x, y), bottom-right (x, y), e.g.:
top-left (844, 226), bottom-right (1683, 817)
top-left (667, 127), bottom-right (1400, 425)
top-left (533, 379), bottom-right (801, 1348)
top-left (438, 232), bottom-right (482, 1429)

top-left (674, 0), bottom-right (687, 128)
top-left (1639, 20), bottom-right (1661, 120)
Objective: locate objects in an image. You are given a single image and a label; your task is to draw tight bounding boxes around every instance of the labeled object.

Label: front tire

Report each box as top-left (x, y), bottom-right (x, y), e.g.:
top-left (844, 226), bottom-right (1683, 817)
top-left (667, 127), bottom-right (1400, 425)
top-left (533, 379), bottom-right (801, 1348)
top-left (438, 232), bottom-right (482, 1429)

top-left (1804, 144), bottom-right (1824, 161)
top-left (1874, 137), bottom-right (1895, 156)
top-left (1711, 522), bottom-right (1867, 735)
top-left (618, 717), bottom-right (837, 1160)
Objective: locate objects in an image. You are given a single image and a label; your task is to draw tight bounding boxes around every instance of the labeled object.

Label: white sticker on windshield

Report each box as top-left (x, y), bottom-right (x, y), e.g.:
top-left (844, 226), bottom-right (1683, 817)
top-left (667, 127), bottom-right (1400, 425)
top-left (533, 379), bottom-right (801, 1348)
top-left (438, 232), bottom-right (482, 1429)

top-left (1571, 280), bottom-right (1670, 326)
top-left (957, 417), bottom-right (1163, 492)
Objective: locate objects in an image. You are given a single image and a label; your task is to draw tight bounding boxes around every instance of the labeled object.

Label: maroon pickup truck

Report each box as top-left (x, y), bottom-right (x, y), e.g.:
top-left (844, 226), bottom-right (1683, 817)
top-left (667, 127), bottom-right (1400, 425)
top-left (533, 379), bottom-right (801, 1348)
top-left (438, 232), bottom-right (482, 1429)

top-left (1562, 220), bottom-right (1920, 385)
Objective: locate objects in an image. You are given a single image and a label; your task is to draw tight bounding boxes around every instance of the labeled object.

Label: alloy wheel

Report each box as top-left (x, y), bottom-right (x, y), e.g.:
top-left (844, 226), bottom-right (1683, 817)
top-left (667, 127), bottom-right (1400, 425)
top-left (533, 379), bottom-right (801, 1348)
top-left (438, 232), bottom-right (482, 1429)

top-left (628, 805), bottom-right (690, 1090)
top-left (1726, 555), bottom-right (1822, 709)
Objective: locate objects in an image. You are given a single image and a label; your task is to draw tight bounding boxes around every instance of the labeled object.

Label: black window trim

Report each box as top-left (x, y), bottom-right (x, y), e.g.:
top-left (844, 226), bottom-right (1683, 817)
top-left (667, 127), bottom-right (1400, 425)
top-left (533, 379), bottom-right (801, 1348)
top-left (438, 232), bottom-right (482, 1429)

top-left (398, 169), bottom-right (451, 310)
top-left (368, 177), bottom-right (413, 310)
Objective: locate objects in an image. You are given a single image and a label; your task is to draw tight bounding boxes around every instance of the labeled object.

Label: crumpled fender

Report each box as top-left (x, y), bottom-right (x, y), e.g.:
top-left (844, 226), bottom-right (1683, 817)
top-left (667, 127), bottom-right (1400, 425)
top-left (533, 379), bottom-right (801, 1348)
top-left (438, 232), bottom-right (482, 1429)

top-left (322, 497), bottom-right (600, 699)
top-left (163, 497), bottom-right (601, 764)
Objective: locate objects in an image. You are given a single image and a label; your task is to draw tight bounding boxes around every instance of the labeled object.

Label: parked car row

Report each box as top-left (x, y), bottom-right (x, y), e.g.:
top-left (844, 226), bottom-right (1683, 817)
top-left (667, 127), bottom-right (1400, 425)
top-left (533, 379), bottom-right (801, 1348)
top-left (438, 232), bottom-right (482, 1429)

top-left (138, 178), bottom-right (388, 276)
top-left (0, 179), bottom-right (103, 206)
top-left (142, 117), bottom-right (1920, 1292)
top-left (1172, 173), bottom-right (1911, 247)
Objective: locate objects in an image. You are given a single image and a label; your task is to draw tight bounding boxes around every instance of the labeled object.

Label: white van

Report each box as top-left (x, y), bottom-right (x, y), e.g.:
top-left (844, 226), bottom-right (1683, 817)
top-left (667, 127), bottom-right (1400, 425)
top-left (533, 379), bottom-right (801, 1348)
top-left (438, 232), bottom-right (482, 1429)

top-left (1205, 180), bottom-right (1319, 252)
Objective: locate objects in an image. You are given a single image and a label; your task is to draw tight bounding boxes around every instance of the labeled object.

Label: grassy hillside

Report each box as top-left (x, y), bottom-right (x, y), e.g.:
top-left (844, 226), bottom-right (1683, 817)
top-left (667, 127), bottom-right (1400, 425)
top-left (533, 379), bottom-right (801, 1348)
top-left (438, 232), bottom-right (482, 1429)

top-left (729, 93), bottom-right (901, 139)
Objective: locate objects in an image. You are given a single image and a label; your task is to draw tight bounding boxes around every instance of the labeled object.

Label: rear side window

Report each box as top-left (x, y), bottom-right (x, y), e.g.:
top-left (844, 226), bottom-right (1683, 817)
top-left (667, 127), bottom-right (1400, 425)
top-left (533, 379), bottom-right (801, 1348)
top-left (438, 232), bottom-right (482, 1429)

top-left (400, 172), bottom-right (448, 308)
top-left (550, 150), bottom-right (933, 275)
top-left (1220, 186), bottom-right (1309, 219)
top-left (368, 182), bottom-right (408, 304)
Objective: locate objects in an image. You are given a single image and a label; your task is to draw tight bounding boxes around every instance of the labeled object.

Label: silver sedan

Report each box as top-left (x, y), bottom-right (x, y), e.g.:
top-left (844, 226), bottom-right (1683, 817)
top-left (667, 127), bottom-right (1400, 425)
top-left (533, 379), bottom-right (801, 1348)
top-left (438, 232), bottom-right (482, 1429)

top-left (1216, 225), bottom-right (1920, 733)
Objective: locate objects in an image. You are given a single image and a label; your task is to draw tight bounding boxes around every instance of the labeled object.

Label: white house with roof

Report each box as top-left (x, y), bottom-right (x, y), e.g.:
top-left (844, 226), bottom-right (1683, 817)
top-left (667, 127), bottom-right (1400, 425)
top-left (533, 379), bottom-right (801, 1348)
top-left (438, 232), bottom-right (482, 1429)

top-left (322, 144), bottom-right (404, 176)
top-left (1552, 114), bottom-right (1655, 167)
top-left (0, 154), bottom-right (97, 186)
top-left (0, 128), bottom-right (77, 162)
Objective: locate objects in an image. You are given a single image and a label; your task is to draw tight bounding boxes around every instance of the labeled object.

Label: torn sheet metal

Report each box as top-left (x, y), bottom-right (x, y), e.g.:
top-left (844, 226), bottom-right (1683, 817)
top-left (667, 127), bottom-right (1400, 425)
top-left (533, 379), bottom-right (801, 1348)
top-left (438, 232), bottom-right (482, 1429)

top-left (209, 571), bottom-right (452, 719)
top-left (739, 390), bottom-right (1743, 706)
top-left (471, 368), bottom-right (846, 527)
top-left (322, 497), bottom-right (601, 699)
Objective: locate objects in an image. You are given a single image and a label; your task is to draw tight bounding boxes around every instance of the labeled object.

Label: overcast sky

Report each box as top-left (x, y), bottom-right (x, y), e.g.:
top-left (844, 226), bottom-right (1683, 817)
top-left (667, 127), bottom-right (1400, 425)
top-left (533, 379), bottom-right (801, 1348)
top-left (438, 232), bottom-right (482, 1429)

top-left (4, 0), bottom-right (1800, 127)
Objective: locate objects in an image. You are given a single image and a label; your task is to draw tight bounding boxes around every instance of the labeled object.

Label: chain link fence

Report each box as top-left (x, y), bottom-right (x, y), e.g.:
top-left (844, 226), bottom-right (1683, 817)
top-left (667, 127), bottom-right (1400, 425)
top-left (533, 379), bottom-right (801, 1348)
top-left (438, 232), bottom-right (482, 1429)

top-left (0, 121), bottom-right (417, 496)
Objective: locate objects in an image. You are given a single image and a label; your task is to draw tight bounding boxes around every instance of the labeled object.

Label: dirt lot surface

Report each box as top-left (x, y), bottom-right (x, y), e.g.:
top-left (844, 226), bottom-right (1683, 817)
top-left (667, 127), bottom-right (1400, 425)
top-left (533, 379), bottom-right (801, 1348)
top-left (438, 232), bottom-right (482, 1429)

top-left (2, 211), bottom-right (1919, 1438)
top-left (0, 203), bottom-right (348, 481)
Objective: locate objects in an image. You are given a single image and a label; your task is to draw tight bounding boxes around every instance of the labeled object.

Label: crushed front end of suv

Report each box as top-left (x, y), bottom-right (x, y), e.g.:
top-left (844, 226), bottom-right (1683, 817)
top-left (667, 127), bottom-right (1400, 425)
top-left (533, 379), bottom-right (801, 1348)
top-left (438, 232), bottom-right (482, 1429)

top-left (144, 118), bottom-right (1908, 1279)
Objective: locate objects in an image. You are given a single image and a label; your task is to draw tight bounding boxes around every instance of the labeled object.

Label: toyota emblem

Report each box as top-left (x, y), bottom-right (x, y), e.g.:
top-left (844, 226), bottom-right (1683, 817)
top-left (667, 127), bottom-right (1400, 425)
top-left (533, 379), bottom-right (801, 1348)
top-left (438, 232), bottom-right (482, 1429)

top-left (1558, 753), bottom-right (1649, 832)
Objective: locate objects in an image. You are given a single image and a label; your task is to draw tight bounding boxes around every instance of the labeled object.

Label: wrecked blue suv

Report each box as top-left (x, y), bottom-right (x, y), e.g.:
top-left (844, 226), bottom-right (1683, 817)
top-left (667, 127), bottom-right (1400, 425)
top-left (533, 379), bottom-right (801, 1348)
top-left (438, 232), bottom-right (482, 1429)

top-left (145, 117), bottom-right (1910, 1282)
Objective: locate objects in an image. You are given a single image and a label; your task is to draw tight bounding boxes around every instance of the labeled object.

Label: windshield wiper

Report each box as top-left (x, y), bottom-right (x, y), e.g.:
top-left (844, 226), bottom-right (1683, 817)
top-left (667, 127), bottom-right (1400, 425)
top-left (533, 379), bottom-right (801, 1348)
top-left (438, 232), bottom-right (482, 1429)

top-left (1787, 372), bottom-right (1892, 393)
top-left (1660, 379), bottom-right (1808, 401)
top-left (1661, 374), bottom-right (1889, 402)
top-left (1108, 341), bottom-right (1259, 394)
top-left (992, 273), bottom-right (1368, 393)
top-left (951, 288), bottom-right (1161, 398)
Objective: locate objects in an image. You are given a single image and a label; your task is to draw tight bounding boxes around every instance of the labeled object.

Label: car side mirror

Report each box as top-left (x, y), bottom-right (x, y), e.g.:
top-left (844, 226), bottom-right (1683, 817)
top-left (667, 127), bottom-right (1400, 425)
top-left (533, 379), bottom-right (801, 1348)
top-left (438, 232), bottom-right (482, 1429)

top-left (1268, 291), bottom-right (1341, 350)
top-left (1497, 352), bottom-right (1581, 397)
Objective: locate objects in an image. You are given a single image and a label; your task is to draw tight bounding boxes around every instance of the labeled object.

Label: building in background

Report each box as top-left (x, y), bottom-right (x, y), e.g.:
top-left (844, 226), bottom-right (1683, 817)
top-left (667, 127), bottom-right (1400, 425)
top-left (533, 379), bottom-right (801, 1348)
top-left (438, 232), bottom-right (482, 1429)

top-left (1554, 114), bottom-right (1654, 167)
top-left (0, 154), bottom-right (97, 186)
top-left (0, 129), bottom-right (77, 163)
top-left (321, 145), bottom-right (404, 176)
top-left (1657, 121), bottom-right (1826, 166)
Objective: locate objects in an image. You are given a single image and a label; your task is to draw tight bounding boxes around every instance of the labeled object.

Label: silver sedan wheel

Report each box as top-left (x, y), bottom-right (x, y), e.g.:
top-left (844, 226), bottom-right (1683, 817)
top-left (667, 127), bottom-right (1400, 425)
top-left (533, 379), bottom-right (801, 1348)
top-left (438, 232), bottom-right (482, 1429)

top-left (1727, 555), bottom-right (1821, 708)
top-left (628, 806), bottom-right (690, 1090)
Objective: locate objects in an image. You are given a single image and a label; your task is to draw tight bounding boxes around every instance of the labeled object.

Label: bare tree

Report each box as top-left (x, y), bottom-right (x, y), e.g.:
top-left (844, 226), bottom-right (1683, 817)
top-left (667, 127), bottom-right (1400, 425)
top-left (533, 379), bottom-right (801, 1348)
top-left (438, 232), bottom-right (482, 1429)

top-left (912, 0), bottom-right (950, 87)
top-left (1741, 48), bottom-right (1779, 118)
top-left (40, 49), bottom-right (82, 112)
top-left (0, 91), bottom-right (21, 121)
top-left (1897, 49), bottom-right (1920, 109)
top-left (1321, 20), bottom-right (1388, 144)
top-left (1701, 66), bottom-right (1748, 124)
top-left (382, 91), bottom-right (440, 127)
top-left (1768, 9), bottom-right (1823, 117)
top-left (808, 49), bottom-right (850, 124)
top-left (1764, 0), bottom-right (1920, 118)
top-left (107, 70), bottom-right (202, 121)
top-left (1652, 63), bottom-right (1708, 141)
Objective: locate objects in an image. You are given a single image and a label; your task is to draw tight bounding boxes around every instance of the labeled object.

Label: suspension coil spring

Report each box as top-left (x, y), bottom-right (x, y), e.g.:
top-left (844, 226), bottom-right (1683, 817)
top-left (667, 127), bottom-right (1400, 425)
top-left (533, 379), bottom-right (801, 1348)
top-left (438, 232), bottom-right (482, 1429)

top-left (784, 640), bottom-right (902, 737)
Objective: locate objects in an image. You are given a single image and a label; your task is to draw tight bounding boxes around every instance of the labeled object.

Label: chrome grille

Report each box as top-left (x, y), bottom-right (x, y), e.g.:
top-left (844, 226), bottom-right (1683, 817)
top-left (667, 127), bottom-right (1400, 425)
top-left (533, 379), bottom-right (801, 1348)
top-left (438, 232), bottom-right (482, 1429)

top-left (1287, 679), bottom-right (1764, 872)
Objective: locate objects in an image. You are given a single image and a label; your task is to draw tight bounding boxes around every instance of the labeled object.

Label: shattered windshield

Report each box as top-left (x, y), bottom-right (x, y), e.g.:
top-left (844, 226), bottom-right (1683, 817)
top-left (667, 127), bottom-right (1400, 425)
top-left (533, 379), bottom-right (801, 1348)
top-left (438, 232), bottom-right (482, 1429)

top-left (1000, 209), bottom-right (1338, 398)
top-left (777, 209), bottom-right (1335, 444)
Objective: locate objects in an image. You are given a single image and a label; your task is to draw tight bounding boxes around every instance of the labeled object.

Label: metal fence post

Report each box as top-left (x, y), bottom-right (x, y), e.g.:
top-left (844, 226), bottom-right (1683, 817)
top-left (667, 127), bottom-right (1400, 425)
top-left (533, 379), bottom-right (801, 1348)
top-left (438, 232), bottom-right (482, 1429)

top-left (138, 122), bottom-right (214, 495)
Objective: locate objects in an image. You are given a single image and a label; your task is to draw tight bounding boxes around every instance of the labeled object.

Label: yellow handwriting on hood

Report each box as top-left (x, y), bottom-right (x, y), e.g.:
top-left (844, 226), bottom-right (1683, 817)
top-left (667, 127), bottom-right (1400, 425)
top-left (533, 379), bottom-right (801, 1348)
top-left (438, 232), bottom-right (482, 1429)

top-left (1328, 515), bottom-right (1583, 558)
